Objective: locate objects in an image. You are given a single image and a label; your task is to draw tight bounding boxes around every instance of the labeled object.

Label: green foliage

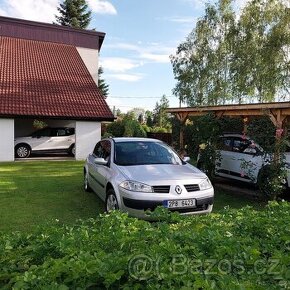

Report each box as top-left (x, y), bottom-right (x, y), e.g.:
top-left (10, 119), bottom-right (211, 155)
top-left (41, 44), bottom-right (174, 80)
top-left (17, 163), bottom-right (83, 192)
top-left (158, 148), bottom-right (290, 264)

top-left (151, 126), bottom-right (168, 133)
top-left (171, 0), bottom-right (290, 105)
top-left (106, 120), bottom-right (125, 137)
top-left (219, 117), bottom-right (243, 134)
top-left (182, 114), bottom-right (222, 179)
top-left (106, 113), bottom-right (146, 138)
top-left (246, 116), bottom-right (288, 199)
top-left (98, 66), bottom-right (109, 98)
top-left (145, 111), bottom-right (154, 127)
top-left (142, 124), bottom-right (151, 133)
top-left (247, 117), bottom-right (276, 152)
top-left (55, 0), bottom-right (92, 29)
top-left (257, 164), bottom-right (287, 200)
top-left (32, 119), bottom-right (48, 130)
top-left (152, 95), bottom-right (172, 131)
top-left (0, 202), bottom-right (289, 289)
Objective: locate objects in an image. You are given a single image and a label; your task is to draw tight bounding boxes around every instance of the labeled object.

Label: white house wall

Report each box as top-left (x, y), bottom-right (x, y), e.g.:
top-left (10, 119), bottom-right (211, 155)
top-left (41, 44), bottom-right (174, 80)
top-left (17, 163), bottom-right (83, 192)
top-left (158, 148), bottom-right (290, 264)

top-left (76, 47), bottom-right (99, 86)
top-left (75, 121), bottom-right (101, 160)
top-left (0, 118), bottom-right (14, 162)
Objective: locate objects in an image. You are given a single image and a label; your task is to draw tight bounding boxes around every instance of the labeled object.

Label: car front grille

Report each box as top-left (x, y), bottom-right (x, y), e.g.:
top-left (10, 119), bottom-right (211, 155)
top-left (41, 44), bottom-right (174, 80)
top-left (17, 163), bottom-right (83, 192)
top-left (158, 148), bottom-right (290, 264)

top-left (184, 184), bottom-right (200, 192)
top-left (152, 185), bottom-right (170, 193)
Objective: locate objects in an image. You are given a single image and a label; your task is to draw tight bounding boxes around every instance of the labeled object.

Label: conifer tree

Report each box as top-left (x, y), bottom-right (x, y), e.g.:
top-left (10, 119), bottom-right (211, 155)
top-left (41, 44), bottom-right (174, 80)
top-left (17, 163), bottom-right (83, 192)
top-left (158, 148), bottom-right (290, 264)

top-left (55, 0), bottom-right (91, 29)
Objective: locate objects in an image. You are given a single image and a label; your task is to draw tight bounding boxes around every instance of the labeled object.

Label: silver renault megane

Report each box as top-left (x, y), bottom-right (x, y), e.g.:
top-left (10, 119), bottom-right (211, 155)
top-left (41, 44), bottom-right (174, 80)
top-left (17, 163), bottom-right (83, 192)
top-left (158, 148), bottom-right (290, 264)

top-left (84, 137), bottom-right (214, 218)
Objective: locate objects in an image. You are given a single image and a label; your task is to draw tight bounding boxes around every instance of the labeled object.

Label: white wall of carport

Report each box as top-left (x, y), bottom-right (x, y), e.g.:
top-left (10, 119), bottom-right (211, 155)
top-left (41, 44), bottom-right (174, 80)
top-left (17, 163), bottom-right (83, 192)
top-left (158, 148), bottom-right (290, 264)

top-left (75, 121), bottom-right (101, 160)
top-left (76, 47), bottom-right (98, 85)
top-left (0, 118), bottom-right (14, 162)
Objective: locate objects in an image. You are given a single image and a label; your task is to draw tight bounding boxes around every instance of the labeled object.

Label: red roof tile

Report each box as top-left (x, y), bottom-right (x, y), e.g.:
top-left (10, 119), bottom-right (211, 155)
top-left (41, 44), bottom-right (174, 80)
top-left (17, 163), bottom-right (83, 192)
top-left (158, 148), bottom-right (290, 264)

top-left (0, 36), bottom-right (114, 121)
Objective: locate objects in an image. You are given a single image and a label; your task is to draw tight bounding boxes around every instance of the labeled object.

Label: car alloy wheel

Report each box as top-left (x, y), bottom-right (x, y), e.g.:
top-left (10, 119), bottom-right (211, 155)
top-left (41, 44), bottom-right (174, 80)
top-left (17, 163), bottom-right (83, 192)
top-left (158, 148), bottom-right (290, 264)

top-left (16, 145), bottom-right (30, 158)
top-left (106, 190), bottom-right (119, 212)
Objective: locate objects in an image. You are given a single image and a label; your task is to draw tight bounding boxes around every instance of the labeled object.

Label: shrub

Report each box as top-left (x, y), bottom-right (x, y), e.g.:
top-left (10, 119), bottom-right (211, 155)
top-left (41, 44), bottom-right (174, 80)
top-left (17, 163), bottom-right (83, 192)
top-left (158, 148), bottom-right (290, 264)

top-left (106, 120), bottom-right (125, 137)
top-left (257, 164), bottom-right (287, 200)
top-left (151, 126), bottom-right (168, 133)
top-left (0, 202), bottom-right (289, 289)
top-left (106, 119), bottom-right (146, 138)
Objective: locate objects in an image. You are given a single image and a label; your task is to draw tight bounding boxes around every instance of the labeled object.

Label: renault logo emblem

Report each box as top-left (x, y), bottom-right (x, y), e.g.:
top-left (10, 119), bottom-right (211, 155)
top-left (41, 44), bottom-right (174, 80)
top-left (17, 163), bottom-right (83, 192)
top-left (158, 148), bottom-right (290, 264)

top-left (175, 185), bottom-right (182, 194)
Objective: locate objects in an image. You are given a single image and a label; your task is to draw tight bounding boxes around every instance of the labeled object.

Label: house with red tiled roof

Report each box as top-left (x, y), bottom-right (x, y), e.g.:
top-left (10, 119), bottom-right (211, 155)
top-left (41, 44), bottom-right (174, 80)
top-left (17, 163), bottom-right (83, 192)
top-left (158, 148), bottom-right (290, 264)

top-left (0, 16), bottom-right (114, 161)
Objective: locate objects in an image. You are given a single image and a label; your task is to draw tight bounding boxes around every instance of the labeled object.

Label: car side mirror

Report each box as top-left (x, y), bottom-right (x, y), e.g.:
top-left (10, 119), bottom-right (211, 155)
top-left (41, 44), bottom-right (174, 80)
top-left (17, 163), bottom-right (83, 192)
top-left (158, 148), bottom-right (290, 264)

top-left (183, 156), bottom-right (190, 162)
top-left (94, 157), bottom-right (108, 165)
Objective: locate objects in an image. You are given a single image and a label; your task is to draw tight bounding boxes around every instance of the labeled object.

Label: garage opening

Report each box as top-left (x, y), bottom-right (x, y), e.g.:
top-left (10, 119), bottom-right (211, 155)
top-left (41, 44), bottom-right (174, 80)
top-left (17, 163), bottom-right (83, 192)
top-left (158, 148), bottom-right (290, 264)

top-left (14, 118), bottom-right (76, 161)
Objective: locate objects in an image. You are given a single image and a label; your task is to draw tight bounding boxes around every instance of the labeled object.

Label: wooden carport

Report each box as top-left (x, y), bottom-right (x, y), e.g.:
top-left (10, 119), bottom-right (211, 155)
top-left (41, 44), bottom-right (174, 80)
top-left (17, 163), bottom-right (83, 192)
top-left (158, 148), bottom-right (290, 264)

top-left (167, 102), bottom-right (290, 148)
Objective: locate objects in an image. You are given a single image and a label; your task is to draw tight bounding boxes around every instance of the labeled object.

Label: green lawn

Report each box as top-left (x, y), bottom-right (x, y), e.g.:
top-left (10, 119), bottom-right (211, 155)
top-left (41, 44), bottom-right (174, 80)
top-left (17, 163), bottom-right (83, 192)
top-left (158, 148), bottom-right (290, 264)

top-left (0, 161), bottom-right (104, 232)
top-left (0, 161), bottom-right (265, 232)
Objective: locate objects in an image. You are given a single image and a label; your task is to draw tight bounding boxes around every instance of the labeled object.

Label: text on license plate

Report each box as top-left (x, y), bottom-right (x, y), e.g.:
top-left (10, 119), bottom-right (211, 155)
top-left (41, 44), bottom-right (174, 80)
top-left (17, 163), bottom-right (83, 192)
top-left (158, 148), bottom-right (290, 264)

top-left (163, 199), bottom-right (196, 208)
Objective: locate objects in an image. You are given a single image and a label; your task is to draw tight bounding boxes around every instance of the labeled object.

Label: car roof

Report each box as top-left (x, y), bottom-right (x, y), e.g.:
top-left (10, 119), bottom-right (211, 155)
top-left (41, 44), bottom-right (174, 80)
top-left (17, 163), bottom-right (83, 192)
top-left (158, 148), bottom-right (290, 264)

top-left (110, 137), bottom-right (163, 143)
top-left (38, 127), bottom-right (74, 129)
top-left (222, 133), bottom-right (244, 138)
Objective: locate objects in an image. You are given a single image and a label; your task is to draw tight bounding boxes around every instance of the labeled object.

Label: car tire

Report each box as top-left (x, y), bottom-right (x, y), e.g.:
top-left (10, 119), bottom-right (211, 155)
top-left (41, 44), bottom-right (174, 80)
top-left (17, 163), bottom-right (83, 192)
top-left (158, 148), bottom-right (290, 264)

top-left (15, 144), bottom-right (31, 158)
top-left (105, 189), bottom-right (119, 212)
top-left (69, 144), bottom-right (75, 156)
top-left (84, 170), bottom-right (92, 192)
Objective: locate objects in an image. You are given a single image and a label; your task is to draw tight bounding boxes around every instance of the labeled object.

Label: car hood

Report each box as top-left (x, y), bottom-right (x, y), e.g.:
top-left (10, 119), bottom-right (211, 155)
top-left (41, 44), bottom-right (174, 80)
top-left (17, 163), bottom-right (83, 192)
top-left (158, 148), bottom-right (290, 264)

top-left (117, 163), bottom-right (206, 183)
top-left (14, 136), bottom-right (33, 142)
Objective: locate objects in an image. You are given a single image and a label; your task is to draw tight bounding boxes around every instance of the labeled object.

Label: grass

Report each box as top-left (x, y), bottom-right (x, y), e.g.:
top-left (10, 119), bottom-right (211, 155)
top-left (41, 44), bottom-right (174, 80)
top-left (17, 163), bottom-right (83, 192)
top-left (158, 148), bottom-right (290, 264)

top-left (0, 161), bottom-right (265, 232)
top-left (0, 161), bottom-right (104, 232)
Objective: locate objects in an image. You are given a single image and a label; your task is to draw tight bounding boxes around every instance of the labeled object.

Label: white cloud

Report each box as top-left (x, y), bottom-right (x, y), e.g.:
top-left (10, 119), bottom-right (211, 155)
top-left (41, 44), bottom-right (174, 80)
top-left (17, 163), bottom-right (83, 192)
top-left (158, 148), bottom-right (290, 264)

top-left (0, 0), bottom-right (116, 23)
top-left (1, 0), bottom-right (58, 22)
top-left (104, 41), bottom-right (176, 64)
top-left (181, 0), bottom-right (207, 10)
top-left (87, 0), bottom-right (117, 15)
top-left (157, 16), bottom-right (197, 24)
top-left (105, 43), bottom-right (140, 51)
top-left (100, 57), bottom-right (143, 72)
top-left (106, 74), bottom-right (144, 82)
top-left (140, 53), bottom-right (170, 63)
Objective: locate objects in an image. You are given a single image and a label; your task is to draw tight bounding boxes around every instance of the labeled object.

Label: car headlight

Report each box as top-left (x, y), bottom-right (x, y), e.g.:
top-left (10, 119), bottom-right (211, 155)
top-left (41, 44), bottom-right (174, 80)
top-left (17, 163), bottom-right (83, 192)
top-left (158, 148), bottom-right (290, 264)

top-left (199, 178), bottom-right (212, 190)
top-left (119, 180), bottom-right (153, 192)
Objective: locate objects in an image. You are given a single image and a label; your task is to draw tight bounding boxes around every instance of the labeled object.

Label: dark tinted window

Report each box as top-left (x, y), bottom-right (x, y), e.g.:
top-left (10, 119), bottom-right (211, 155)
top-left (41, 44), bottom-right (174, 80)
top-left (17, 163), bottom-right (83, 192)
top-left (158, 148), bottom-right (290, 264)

top-left (32, 128), bottom-right (51, 137)
top-left (93, 140), bottom-right (111, 161)
top-left (232, 138), bottom-right (251, 153)
top-left (217, 137), bottom-right (233, 151)
top-left (65, 128), bottom-right (75, 135)
top-left (114, 141), bottom-right (182, 166)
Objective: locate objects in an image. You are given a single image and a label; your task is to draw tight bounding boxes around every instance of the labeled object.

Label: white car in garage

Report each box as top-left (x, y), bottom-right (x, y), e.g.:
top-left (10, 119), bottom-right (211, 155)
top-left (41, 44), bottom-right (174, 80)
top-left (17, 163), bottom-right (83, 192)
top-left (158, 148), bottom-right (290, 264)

top-left (84, 137), bottom-right (214, 219)
top-left (14, 127), bottom-right (75, 158)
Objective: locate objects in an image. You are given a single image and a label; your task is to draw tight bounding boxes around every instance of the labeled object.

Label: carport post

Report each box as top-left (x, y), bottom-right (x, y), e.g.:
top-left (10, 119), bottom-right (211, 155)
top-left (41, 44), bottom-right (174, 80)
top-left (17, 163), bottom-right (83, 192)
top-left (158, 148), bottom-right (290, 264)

top-left (268, 109), bottom-right (287, 165)
top-left (176, 113), bottom-right (188, 149)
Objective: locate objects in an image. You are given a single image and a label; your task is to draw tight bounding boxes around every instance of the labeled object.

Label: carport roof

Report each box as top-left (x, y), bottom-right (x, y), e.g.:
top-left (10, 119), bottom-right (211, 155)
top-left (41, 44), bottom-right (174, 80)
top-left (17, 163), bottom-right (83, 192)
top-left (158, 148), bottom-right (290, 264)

top-left (0, 35), bottom-right (114, 121)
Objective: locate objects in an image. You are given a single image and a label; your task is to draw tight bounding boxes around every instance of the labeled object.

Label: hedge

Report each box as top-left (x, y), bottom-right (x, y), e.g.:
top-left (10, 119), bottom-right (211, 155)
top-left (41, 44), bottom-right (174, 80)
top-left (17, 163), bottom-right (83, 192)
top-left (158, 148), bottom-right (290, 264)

top-left (0, 202), bottom-right (289, 289)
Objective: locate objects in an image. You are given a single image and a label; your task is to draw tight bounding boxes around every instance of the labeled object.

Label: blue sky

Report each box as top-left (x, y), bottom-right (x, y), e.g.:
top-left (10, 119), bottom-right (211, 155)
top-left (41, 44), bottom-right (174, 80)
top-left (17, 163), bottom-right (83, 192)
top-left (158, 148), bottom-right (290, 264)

top-left (0, 0), bottom-right (213, 111)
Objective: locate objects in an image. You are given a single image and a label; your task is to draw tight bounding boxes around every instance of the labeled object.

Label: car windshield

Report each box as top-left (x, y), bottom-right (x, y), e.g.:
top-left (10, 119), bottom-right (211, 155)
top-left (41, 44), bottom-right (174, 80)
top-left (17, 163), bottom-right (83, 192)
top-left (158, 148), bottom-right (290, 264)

top-left (114, 141), bottom-right (183, 166)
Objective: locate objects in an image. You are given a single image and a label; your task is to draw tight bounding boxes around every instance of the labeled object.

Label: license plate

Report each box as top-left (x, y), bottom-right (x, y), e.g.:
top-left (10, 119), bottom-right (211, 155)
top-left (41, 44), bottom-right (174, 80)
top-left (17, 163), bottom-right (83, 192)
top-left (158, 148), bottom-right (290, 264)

top-left (163, 199), bottom-right (196, 209)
